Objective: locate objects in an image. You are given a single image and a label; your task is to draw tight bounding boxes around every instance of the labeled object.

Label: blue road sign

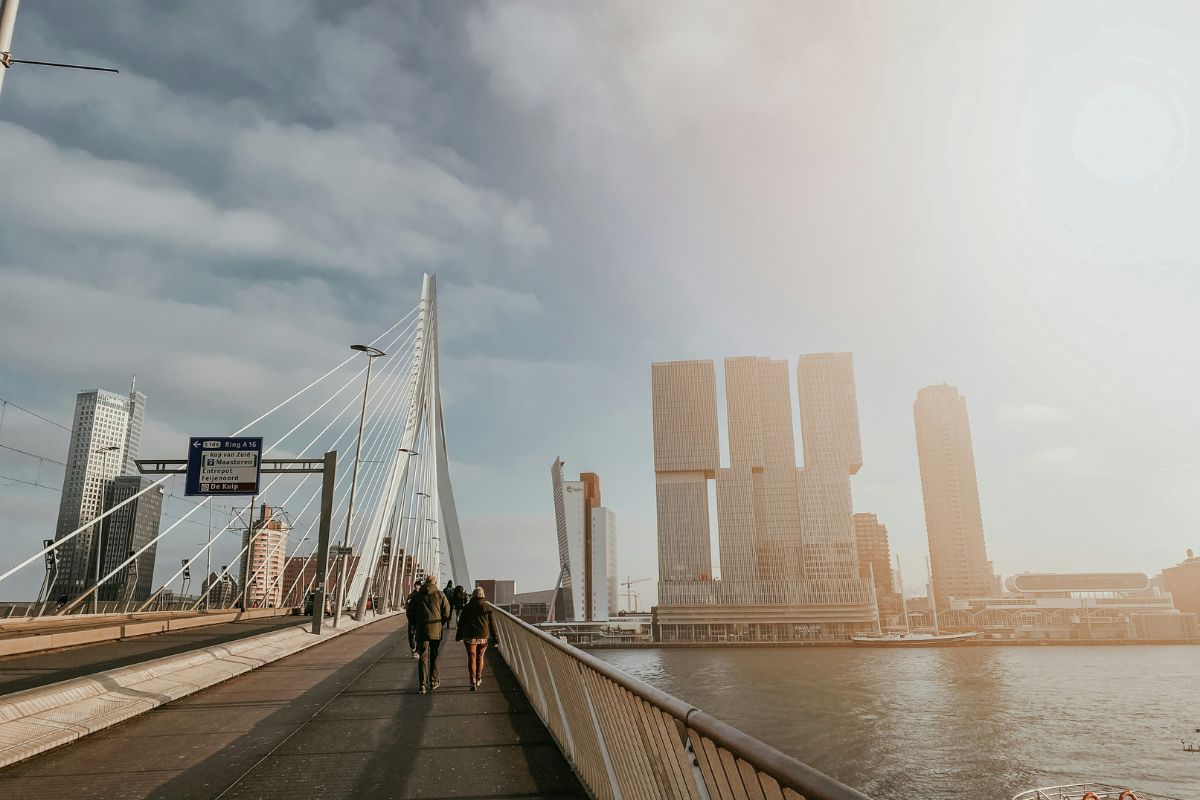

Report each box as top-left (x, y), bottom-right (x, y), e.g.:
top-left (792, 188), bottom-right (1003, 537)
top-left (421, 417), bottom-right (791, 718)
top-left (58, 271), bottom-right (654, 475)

top-left (185, 437), bottom-right (263, 496)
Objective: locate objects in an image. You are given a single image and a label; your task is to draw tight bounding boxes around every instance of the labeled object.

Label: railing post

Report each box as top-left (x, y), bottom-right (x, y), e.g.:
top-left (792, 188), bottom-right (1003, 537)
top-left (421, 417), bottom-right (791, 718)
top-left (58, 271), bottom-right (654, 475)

top-left (311, 450), bottom-right (336, 635)
top-left (578, 662), bottom-right (623, 800)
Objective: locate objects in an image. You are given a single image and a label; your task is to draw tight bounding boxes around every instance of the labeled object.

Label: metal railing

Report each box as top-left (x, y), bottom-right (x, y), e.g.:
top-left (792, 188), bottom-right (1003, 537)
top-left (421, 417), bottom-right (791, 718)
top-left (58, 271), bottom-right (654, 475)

top-left (491, 605), bottom-right (871, 800)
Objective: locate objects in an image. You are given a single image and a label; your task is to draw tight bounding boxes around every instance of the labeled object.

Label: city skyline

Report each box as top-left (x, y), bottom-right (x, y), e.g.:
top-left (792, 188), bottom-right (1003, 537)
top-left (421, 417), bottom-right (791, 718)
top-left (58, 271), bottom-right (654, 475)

top-left (2, 2), bottom-right (1197, 605)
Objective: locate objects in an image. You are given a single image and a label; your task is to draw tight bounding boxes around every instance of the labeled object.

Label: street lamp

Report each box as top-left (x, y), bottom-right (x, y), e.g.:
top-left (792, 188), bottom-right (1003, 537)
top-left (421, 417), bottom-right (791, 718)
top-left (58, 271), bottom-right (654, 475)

top-left (335, 343), bottom-right (386, 628)
top-left (90, 445), bottom-right (120, 614)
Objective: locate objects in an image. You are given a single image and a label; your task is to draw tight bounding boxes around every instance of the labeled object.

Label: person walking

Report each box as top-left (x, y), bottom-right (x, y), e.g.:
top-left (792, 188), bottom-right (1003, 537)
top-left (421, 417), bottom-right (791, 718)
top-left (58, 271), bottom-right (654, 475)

top-left (411, 575), bottom-right (450, 693)
top-left (455, 587), bottom-right (493, 691)
top-left (404, 581), bottom-right (423, 660)
top-left (452, 584), bottom-right (468, 624)
top-left (443, 579), bottom-right (456, 626)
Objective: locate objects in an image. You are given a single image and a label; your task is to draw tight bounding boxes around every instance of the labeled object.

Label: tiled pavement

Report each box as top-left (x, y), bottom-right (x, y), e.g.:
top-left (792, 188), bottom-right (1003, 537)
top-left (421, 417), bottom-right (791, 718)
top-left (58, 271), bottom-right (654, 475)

top-left (0, 614), bottom-right (587, 799)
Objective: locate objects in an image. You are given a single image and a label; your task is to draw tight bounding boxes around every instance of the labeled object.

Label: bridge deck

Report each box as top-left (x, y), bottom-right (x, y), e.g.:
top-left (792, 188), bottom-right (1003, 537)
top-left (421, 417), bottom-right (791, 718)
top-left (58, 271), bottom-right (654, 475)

top-left (0, 614), bottom-right (586, 799)
top-left (0, 614), bottom-right (305, 695)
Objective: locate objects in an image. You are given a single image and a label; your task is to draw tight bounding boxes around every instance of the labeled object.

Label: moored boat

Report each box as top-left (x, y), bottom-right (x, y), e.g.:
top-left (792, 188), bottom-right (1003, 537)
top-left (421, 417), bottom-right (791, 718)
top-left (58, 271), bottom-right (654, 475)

top-left (850, 630), bottom-right (977, 645)
top-left (1011, 783), bottom-right (1182, 800)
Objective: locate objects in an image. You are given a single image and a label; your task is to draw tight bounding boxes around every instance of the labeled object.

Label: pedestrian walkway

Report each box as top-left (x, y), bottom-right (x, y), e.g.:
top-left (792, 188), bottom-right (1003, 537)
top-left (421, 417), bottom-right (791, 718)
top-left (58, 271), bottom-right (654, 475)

top-left (0, 614), bottom-right (303, 695)
top-left (0, 614), bottom-right (585, 799)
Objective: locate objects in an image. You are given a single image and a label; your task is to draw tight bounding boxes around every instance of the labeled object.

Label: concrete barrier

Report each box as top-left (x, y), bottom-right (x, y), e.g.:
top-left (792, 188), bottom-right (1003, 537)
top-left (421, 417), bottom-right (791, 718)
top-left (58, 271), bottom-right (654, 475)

top-left (0, 607), bottom-right (297, 658)
top-left (0, 612), bottom-right (400, 768)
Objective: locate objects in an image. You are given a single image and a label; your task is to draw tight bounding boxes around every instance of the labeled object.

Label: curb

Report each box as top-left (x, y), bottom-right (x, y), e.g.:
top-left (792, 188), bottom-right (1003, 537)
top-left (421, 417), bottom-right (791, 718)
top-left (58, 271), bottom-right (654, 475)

top-left (0, 607), bottom-right (295, 658)
top-left (0, 611), bottom-right (400, 768)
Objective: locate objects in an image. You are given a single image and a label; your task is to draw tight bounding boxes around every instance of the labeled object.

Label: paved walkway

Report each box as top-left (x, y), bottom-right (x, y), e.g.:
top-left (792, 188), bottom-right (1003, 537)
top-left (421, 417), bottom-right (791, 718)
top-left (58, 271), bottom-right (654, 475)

top-left (0, 615), bottom-right (304, 695)
top-left (0, 614), bottom-right (586, 799)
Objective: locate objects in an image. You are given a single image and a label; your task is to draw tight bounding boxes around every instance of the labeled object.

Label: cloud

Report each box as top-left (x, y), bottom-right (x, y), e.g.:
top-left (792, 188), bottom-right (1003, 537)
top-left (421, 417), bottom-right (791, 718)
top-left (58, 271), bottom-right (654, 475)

top-left (439, 283), bottom-right (543, 339)
top-left (997, 404), bottom-right (1069, 425)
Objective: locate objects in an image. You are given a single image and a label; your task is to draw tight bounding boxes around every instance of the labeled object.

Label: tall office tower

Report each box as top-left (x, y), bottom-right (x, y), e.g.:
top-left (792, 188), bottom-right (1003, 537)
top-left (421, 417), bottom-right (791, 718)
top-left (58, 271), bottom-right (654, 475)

top-left (795, 353), bottom-right (863, 582)
top-left (796, 353), bottom-right (863, 474)
top-left (652, 356), bottom-right (877, 640)
top-left (853, 512), bottom-right (901, 622)
top-left (240, 504), bottom-right (289, 607)
top-left (97, 477), bottom-right (163, 603)
top-left (551, 459), bottom-right (618, 621)
top-left (913, 384), bottom-right (999, 608)
top-left (651, 361), bottom-right (720, 606)
top-left (53, 385), bottom-right (147, 601)
top-left (718, 357), bottom-right (803, 591)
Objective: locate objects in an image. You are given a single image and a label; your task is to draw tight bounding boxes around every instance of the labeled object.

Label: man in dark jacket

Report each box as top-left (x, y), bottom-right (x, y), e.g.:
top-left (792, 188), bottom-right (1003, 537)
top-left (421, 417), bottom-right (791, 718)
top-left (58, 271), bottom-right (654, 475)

top-left (451, 585), bottom-right (468, 624)
top-left (404, 581), bottom-right (423, 660)
top-left (412, 575), bottom-right (451, 693)
top-left (443, 579), bottom-right (455, 624)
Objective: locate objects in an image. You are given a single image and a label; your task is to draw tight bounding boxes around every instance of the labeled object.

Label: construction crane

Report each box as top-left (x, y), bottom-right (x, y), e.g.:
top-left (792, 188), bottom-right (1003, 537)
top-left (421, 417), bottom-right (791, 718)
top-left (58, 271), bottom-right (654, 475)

top-left (621, 576), bottom-right (651, 613)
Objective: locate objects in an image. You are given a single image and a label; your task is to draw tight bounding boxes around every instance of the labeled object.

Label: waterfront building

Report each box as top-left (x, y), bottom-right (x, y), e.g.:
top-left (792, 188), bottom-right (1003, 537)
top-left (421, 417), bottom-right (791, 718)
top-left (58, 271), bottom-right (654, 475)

top-left (510, 587), bottom-right (556, 624)
top-left (240, 504), bottom-right (288, 607)
top-left (97, 476), bottom-right (163, 603)
top-left (942, 572), bottom-right (1196, 640)
top-left (651, 356), bottom-right (877, 642)
top-left (1161, 549), bottom-right (1200, 615)
top-left (474, 579), bottom-right (515, 606)
top-left (913, 384), bottom-right (1000, 609)
top-left (853, 512), bottom-right (902, 624)
top-left (551, 459), bottom-right (618, 621)
top-left (52, 384), bottom-right (147, 601)
top-left (202, 571), bottom-right (239, 608)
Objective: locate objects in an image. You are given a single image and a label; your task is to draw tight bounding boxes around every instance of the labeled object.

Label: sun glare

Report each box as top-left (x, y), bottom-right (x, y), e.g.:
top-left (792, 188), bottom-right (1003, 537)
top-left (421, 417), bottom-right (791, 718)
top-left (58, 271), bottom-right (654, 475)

top-left (1071, 83), bottom-right (1182, 184)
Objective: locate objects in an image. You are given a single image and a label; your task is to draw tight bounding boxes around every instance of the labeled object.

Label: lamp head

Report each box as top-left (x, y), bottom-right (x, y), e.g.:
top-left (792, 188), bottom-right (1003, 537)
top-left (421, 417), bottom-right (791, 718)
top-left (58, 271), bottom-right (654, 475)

top-left (350, 344), bottom-right (387, 358)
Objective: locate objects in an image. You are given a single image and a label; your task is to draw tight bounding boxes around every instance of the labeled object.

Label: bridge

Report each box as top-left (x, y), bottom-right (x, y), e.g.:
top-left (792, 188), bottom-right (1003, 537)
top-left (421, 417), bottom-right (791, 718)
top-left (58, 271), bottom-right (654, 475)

top-left (0, 274), bottom-right (868, 800)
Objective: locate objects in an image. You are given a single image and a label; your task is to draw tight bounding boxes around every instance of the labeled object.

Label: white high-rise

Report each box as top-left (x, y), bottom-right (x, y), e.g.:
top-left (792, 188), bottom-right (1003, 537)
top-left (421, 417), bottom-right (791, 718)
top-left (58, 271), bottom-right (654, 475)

top-left (551, 458), bottom-right (618, 621)
top-left (54, 385), bottom-right (146, 601)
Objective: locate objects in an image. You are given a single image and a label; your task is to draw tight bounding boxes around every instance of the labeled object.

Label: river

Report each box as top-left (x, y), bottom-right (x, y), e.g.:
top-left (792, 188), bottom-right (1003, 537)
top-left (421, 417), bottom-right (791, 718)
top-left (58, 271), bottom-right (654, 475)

top-left (592, 645), bottom-right (1199, 799)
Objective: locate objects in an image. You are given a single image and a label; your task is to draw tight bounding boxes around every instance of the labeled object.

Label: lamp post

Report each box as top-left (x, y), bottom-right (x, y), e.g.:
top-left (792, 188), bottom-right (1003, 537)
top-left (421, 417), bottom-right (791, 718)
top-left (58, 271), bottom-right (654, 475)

top-left (334, 344), bottom-right (386, 628)
top-left (90, 445), bottom-right (120, 614)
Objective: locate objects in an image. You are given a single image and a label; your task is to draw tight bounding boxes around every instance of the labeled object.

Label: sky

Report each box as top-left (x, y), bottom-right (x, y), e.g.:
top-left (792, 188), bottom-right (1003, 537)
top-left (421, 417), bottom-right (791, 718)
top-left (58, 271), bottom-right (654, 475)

top-left (1, 1), bottom-right (1198, 604)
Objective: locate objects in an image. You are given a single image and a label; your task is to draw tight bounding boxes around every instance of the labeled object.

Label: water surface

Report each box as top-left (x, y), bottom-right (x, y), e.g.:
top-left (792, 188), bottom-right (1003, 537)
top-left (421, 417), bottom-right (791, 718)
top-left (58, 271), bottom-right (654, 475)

top-left (593, 646), bottom-right (1199, 799)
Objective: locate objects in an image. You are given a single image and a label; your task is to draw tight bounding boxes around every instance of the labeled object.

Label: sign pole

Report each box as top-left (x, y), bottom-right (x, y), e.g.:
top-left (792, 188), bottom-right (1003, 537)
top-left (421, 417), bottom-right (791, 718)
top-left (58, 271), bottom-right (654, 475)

top-left (239, 493), bottom-right (257, 610)
top-left (312, 450), bottom-right (336, 635)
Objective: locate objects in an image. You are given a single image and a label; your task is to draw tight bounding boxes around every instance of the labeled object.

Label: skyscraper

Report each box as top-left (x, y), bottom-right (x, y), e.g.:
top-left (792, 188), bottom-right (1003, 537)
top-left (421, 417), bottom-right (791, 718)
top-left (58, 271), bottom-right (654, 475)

top-left (240, 504), bottom-right (289, 607)
top-left (97, 476), bottom-right (163, 603)
top-left (913, 384), bottom-right (999, 608)
top-left (651, 355), bottom-right (876, 640)
top-left (796, 353), bottom-right (863, 474)
top-left (551, 459), bottom-right (618, 621)
top-left (718, 356), bottom-right (803, 590)
top-left (796, 353), bottom-right (863, 583)
top-left (853, 512), bottom-right (902, 623)
top-left (54, 385), bottom-right (147, 601)
top-left (652, 361), bottom-right (719, 604)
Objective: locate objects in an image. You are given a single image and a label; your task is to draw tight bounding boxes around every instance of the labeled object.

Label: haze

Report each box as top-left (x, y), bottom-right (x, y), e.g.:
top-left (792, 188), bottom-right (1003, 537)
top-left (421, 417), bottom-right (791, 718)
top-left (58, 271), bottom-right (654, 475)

top-left (1, 1), bottom-right (1196, 602)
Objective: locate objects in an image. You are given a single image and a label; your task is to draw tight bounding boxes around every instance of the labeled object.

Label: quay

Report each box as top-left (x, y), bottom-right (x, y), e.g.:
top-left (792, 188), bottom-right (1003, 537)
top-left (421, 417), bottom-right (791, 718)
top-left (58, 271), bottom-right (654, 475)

top-left (0, 607), bottom-right (870, 800)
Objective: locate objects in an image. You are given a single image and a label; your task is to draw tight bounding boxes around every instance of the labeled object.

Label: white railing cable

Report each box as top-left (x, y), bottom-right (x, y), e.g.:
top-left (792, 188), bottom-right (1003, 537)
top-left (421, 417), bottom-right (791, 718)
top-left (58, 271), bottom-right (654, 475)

top-left (188, 330), bottom-right (419, 611)
top-left (0, 305), bottom-right (420, 593)
top-left (87, 317), bottom-right (422, 615)
top-left (229, 304), bottom-right (420, 437)
top-left (147, 316), bottom-right (423, 609)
